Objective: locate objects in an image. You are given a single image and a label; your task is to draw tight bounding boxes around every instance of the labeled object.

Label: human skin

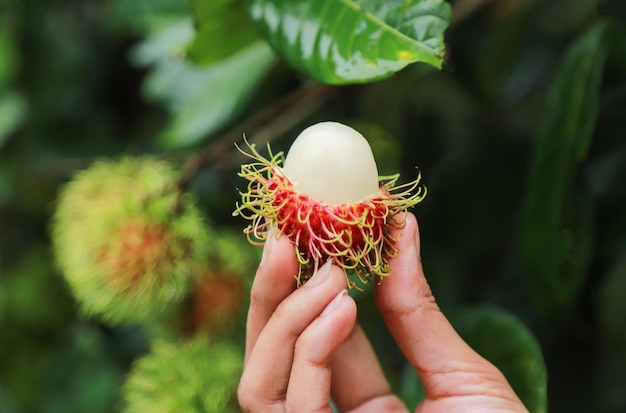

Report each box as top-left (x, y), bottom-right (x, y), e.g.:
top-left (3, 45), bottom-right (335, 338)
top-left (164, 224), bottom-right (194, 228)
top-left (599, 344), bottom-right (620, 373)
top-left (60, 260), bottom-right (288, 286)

top-left (238, 213), bottom-right (529, 413)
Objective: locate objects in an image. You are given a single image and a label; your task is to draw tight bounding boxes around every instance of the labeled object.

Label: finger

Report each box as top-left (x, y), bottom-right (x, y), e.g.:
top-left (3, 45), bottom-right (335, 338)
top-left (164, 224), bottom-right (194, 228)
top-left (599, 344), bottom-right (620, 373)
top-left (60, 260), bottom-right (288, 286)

top-left (286, 290), bottom-right (357, 411)
top-left (375, 213), bottom-right (513, 399)
top-left (244, 231), bottom-right (299, 365)
top-left (330, 325), bottom-right (407, 412)
top-left (238, 261), bottom-right (347, 410)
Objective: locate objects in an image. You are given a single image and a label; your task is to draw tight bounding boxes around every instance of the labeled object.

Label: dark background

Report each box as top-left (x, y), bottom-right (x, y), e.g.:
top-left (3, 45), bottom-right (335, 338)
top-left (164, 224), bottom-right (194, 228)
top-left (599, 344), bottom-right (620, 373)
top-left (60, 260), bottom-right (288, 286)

top-left (1, 0), bottom-right (626, 412)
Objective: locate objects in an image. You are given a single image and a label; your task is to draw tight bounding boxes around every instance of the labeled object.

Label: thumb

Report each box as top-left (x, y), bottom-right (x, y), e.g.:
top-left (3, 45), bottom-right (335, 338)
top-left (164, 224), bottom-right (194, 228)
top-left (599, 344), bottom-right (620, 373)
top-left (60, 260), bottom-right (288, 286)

top-left (375, 213), bottom-right (520, 403)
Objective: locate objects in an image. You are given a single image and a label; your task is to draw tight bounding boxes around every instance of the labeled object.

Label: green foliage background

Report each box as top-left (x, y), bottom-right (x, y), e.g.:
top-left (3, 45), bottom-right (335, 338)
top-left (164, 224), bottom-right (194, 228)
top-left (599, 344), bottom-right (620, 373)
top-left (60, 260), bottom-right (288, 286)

top-left (1, 0), bottom-right (626, 412)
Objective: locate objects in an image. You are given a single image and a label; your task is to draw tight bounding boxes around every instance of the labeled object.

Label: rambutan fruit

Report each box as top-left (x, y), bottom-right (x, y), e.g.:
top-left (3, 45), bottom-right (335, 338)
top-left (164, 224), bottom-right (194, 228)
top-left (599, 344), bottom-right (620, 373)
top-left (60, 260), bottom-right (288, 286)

top-left (123, 338), bottom-right (241, 413)
top-left (52, 157), bottom-right (210, 323)
top-left (188, 272), bottom-right (244, 335)
top-left (233, 121), bottom-right (426, 287)
top-left (185, 230), bottom-right (255, 336)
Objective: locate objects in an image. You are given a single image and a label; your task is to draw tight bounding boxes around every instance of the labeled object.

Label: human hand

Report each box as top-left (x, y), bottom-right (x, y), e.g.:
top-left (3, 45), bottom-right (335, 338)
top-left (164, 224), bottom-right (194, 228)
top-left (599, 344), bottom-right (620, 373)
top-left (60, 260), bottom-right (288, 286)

top-left (238, 213), bottom-right (529, 412)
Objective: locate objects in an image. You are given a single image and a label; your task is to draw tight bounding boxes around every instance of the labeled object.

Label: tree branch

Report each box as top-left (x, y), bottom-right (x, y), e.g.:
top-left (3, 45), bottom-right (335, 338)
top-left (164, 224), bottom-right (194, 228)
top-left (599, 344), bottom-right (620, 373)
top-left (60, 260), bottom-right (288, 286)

top-left (176, 82), bottom-right (337, 190)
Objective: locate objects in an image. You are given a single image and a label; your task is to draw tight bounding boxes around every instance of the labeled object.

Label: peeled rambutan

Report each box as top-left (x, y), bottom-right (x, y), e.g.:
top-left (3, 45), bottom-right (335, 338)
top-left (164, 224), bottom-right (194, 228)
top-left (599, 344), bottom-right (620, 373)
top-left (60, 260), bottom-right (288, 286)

top-left (233, 121), bottom-right (426, 287)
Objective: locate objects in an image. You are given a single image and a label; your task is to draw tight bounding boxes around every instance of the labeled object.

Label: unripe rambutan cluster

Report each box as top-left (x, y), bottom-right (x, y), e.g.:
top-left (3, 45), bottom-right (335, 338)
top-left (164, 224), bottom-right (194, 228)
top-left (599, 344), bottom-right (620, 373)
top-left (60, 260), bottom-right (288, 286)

top-left (234, 121), bottom-right (426, 287)
top-left (52, 157), bottom-right (210, 323)
top-left (122, 338), bottom-right (241, 413)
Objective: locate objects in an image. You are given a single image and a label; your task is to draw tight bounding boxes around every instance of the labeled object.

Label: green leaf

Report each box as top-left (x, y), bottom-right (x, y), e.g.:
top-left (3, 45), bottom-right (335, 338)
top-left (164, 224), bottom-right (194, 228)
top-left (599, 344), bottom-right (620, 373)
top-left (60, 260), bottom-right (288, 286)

top-left (130, 18), bottom-right (194, 68)
top-left (247, 0), bottom-right (450, 84)
top-left (452, 306), bottom-right (548, 413)
top-left (594, 254), bottom-right (626, 410)
top-left (112, 0), bottom-right (190, 30)
top-left (157, 41), bottom-right (275, 148)
top-left (0, 22), bottom-right (23, 147)
top-left (521, 21), bottom-right (611, 314)
top-left (131, 19), bottom-right (276, 149)
top-left (398, 362), bottom-right (425, 411)
top-left (187, 0), bottom-right (261, 66)
top-left (596, 254), bottom-right (626, 345)
top-left (0, 24), bottom-right (17, 86)
top-left (0, 90), bottom-right (27, 147)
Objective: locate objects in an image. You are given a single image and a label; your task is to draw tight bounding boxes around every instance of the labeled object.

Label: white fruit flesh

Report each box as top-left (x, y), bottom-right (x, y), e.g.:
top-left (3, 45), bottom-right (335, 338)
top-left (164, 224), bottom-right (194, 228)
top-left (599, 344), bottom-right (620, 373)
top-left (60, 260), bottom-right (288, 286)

top-left (281, 121), bottom-right (380, 206)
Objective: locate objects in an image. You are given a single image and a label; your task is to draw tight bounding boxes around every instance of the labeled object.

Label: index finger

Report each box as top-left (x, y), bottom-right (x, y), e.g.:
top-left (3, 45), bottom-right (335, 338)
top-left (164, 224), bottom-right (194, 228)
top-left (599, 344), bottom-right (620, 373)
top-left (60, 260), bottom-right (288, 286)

top-left (244, 232), bottom-right (299, 365)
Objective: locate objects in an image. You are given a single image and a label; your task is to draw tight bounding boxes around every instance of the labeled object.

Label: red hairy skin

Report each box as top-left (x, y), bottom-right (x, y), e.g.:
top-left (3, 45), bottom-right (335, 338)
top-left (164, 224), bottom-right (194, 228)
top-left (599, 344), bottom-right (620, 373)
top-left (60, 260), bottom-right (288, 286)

top-left (233, 142), bottom-right (426, 287)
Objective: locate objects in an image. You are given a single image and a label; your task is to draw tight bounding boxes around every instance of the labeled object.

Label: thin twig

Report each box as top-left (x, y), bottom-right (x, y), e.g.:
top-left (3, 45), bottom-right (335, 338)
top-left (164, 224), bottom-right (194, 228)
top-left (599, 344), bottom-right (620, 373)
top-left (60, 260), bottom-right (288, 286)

top-left (176, 82), bottom-right (337, 189)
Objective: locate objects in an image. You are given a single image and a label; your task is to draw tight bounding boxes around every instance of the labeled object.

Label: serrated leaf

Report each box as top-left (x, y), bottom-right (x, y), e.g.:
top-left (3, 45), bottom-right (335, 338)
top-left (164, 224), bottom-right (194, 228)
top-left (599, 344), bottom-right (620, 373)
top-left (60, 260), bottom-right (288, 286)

top-left (521, 22), bottom-right (610, 314)
top-left (452, 306), bottom-right (548, 413)
top-left (187, 0), bottom-right (261, 66)
top-left (247, 0), bottom-right (450, 84)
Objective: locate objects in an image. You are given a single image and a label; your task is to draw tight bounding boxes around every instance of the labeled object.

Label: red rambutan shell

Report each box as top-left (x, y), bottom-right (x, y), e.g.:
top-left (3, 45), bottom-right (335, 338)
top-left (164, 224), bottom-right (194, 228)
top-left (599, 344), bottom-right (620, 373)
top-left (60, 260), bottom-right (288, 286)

top-left (234, 143), bottom-right (425, 287)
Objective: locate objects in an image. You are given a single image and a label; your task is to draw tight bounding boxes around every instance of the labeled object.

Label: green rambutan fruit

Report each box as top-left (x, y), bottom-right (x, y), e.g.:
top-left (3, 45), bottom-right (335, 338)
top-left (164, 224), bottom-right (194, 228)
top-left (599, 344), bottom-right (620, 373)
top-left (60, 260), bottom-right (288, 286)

top-left (234, 121), bottom-right (426, 287)
top-left (52, 157), bottom-right (210, 324)
top-left (122, 339), bottom-right (241, 413)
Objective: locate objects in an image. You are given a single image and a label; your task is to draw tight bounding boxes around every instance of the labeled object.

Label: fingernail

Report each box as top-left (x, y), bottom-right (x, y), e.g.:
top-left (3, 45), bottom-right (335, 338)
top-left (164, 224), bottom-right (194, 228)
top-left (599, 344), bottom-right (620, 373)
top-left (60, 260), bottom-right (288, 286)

top-left (259, 229), bottom-right (277, 267)
top-left (305, 259), bottom-right (332, 287)
top-left (321, 290), bottom-right (347, 316)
